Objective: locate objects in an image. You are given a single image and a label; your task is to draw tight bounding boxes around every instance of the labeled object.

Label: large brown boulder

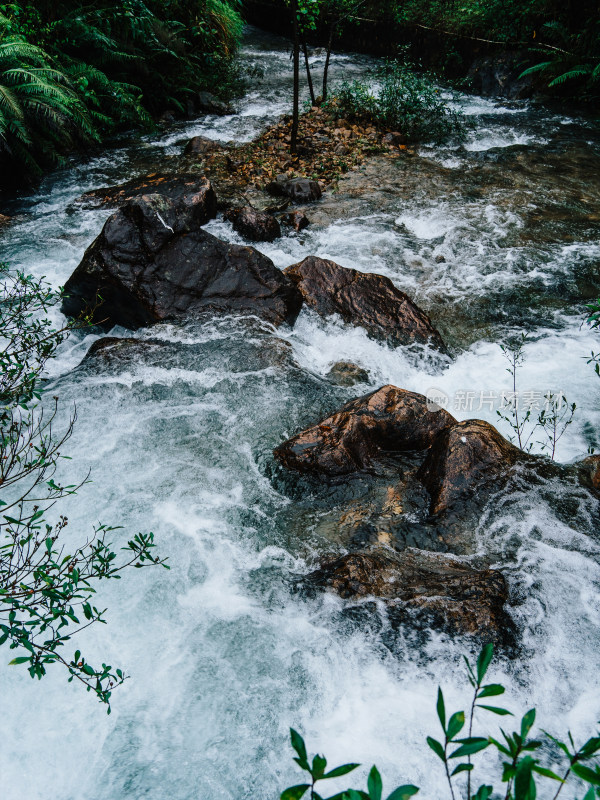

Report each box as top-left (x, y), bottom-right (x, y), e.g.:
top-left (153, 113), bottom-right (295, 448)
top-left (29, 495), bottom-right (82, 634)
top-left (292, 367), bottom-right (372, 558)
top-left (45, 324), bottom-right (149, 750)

top-left (224, 206), bottom-right (281, 242)
top-left (284, 256), bottom-right (446, 350)
top-left (418, 419), bottom-right (522, 515)
top-left (303, 547), bottom-right (509, 639)
top-left (274, 385), bottom-right (456, 476)
top-left (79, 174), bottom-right (217, 221)
top-left (61, 194), bottom-right (303, 329)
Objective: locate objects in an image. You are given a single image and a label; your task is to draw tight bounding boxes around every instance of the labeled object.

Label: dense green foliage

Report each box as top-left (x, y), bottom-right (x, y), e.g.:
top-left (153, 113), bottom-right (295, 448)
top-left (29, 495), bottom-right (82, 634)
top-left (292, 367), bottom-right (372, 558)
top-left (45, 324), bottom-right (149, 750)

top-left (393, 0), bottom-right (599, 100)
top-left (0, 0), bottom-right (243, 181)
top-left (282, 645), bottom-right (600, 800)
top-left (329, 59), bottom-right (466, 143)
top-left (0, 268), bottom-right (168, 709)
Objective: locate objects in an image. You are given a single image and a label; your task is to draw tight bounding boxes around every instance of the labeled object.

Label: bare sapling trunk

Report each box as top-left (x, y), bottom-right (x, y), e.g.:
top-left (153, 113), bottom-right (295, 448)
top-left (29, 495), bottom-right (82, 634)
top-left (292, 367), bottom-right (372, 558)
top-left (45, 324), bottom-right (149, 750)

top-left (291, 0), bottom-right (300, 153)
top-left (302, 39), bottom-right (316, 105)
top-left (321, 20), bottom-right (335, 102)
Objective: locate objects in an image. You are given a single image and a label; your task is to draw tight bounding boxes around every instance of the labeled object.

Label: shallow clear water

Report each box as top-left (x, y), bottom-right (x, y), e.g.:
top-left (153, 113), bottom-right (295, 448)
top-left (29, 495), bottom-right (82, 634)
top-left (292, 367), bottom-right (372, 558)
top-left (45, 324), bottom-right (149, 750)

top-left (1, 26), bottom-right (599, 800)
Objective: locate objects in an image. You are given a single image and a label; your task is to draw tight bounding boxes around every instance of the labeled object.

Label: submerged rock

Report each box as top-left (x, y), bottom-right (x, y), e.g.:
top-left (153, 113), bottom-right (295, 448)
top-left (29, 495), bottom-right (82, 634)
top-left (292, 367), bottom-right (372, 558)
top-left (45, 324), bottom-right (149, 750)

top-left (79, 174), bottom-right (218, 223)
top-left (266, 176), bottom-right (322, 203)
top-left (274, 385), bottom-right (456, 476)
top-left (417, 419), bottom-right (522, 515)
top-left (61, 194), bottom-right (303, 329)
top-left (284, 256), bottom-right (447, 350)
top-left (326, 361), bottom-right (370, 386)
top-left (80, 330), bottom-right (296, 373)
top-left (0, 213), bottom-right (11, 226)
top-left (302, 547), bottom-right (509, 640)
top-left (224, 206), bottom-right (281, 242)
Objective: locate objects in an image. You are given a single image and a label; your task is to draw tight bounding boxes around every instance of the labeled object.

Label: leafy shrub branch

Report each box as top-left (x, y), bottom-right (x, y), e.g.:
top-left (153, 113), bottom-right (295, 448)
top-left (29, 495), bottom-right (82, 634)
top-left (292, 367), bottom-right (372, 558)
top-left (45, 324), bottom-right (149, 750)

top-left (282, 645), bottom-right (600, 800)
top-left (0, 267), bottom-right (168, 710)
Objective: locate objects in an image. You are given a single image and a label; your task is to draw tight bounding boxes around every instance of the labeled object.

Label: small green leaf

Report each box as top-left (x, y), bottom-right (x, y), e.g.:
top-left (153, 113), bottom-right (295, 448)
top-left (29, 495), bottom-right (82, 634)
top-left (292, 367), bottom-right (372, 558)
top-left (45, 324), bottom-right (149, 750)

top-left (521, 709), bottom-right (536, 739)
top-left (436, 688), bottom-right (446, 731)
top-left (572, 764), bottom-right (600, 787)
top-left (291, 729), bottom-right (308, 764)
top-left (476, 643), bottom-right (494, 683)
top-left (9, 656), bottom-right (30, 665)
top-left (447, 711), bottom-right (465, 741)
top-left (477, 705), bottom-right (513, 716)
top-left (368, 765), bottom-right (382, 800)
top-left (514, 756), bottom-right (536, 800)
top-left (579, 737), bottom-right (600, 760)
top-left (477, 684), bottom-right (505, 698)
top-left (312, 754), bottom-right (327, 780)
top-left (449, 739), bottom-right (489, 759)
top-left (451, 763), bottom-right (474, 776)
top-left (385, 785), bottom-right (419, 800)
top-left (427, 737), bottom-right (445, 762)
top-left (281, 784), bottom-right (310, 800)
top-left (322, 764), bottom-right (360, 780)
top-left (531, 766), bottom-right (563, 782)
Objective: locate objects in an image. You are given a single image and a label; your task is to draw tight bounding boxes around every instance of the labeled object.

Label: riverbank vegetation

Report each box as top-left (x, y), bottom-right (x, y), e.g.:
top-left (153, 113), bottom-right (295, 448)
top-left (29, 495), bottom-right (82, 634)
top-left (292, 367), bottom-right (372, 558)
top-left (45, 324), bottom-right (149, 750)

top-left (395, 0), bottom-right (599, 100)
top-left (0, 268), bottom-right (168, 709)
top-left (282, 645), bottom-right (600, 800)
top-left (0, 0), bottom-right (243, 183)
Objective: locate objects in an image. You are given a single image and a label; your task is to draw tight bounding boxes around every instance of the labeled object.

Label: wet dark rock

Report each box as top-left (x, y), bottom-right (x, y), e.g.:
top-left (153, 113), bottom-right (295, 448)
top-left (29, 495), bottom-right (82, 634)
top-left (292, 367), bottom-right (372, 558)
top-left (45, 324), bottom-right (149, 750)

top-left (61, 194), bottom-right (303, 330)
top-left (327, 361), bottom-right (370, 387)
top-left (467, 52), bottom-right (537, 99)
top-left (197, 91), bottom-right (234, 116)
top-left (224, 206), bottom-right (281, 242)
top-left (282, 210), bottom-right (310, 231)
top-left (183, 136), bottom-right (222, 157)
top-left (79, 174), bottom-right (218, 225)
top-left (158, 110), bottom-right (176, 124)
top-left (284, 256), bottom-right (447, 350)
top-left (417, 419), bottom-right (523, 515)
top-left (274, 385), bottom-right (456, 477)
top-left (266, 176), bottom-right (322, 203)
top-left (302, 547), bottom-right (509, 640)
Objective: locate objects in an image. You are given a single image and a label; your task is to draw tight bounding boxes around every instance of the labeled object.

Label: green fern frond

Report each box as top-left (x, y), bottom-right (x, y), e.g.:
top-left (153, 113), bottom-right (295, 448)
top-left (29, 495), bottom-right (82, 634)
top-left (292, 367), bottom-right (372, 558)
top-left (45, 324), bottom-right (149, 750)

top-left (549, 65), bottom-right (593, 86)
top-left (518, 61), bottom-right (555, 79)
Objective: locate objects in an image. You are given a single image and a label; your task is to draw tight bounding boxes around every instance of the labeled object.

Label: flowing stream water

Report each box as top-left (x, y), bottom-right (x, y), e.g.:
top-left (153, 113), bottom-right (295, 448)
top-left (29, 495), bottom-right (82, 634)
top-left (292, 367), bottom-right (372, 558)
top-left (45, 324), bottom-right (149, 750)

top-left (1, 26), bottom-right (600, 800)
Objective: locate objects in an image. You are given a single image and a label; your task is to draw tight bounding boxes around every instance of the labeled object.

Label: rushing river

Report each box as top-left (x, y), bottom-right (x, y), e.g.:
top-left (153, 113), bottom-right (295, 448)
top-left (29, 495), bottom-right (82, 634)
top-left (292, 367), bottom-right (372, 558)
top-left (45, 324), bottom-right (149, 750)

top-left (1, 25), bottom-right (600, 800)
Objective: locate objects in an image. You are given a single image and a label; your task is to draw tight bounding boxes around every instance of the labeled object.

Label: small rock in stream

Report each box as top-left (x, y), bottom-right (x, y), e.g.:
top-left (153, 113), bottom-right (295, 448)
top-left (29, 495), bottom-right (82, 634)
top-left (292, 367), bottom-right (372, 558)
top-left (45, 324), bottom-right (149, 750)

top-left (326, 361), bottom-right (370, 386)
top-left (282, 210), bottom-right (310, 231)
top-left (224, 206), bottom-right (281, 242)
top-left (266, 176), bottom-right (322, 203)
